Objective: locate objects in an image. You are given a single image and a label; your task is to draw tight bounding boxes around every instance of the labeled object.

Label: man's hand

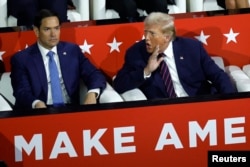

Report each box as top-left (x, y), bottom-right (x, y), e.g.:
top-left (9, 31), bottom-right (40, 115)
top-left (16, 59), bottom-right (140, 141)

top-left (144, 45), bottom-right (164, 75)
top-left (83, 92), bottom-right (97, 105)
top-left (34, 101), bottom-right (47, 109)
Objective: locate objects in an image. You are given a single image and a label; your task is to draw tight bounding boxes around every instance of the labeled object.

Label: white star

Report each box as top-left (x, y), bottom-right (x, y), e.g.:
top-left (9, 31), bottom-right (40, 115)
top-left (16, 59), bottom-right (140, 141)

top-left (79, 39), bottom-right (94, 54)
top-left (107, 37), bottom-right (122, 53)
top-left (142, 35), bottom-right (145, 40)
top-left (0, 51), bottom-right (5, 61)
top-left (195, 31), bottom-right (210, 45)
top-left (223, 28), bottom-right (239, 44)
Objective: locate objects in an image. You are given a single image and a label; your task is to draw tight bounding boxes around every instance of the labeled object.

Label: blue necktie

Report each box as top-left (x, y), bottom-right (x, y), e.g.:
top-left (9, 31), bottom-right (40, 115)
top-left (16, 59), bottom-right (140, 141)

top-left (159, 54), bottom-right (176, 98)
top-left (47, 51), bottom-right (64, 106)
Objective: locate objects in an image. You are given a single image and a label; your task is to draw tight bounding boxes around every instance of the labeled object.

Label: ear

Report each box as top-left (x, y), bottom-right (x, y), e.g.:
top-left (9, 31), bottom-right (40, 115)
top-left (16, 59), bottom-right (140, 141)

top-left (164, 35), bottom-right (171, 43)
top-left (33, 27), bottom-right (39, 38)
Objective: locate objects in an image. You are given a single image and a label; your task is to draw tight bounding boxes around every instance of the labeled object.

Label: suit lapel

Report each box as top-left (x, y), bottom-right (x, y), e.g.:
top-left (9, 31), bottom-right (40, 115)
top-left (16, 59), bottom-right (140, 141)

top-left (172, 38), bottom-right (185, 76)
top-left (56, 42), bottom-right (70, 92)
top-left (31, 44), bottom-right (48, 94)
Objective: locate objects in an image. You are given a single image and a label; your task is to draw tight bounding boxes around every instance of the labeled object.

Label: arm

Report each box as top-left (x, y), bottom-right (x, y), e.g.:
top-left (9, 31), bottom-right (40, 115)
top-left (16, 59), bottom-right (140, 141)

top-left (198, 43), bottom-right (236, 94)
top-left (113, 41), bottom-right (158, 94)
top-left (10, 52), bottom-right (46, 109)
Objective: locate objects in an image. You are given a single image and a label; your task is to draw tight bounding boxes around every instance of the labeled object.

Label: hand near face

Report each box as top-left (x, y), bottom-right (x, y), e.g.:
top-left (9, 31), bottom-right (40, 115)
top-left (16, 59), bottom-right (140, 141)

top-left (144, 45), bottom-right (164, 75)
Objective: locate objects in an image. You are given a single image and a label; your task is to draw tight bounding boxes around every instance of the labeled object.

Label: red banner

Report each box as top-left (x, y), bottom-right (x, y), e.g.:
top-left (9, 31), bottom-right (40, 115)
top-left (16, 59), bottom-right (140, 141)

top-left (1, 14), bottom-right (250, 78)
top-left (0, 97), bottom-right (249, 167)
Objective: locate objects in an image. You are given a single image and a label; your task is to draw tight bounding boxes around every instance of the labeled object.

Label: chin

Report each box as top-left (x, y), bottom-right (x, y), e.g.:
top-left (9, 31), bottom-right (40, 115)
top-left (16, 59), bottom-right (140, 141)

top-left (146, 48), bottom-right (153, 53)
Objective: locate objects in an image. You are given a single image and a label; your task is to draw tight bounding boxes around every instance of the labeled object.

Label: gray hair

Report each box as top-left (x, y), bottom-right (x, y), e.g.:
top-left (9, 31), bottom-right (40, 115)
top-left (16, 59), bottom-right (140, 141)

top-left (144, 12), bottom-right (176, 39)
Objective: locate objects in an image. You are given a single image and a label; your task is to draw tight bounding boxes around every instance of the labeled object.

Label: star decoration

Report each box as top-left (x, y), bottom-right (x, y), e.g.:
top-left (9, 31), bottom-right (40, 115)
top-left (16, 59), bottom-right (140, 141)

top-left (136, 35), bottom-right (145, 43)
top-left (79, 39), bottom-right (94, 54)
top-left (195, 31), bottom-right (210, 45)
top-left (107, 37), bottom-right (122, 53)
top-left (0, 51), bottom-right (5, 61)
top-left (223, 28), bottom-right (239, 44)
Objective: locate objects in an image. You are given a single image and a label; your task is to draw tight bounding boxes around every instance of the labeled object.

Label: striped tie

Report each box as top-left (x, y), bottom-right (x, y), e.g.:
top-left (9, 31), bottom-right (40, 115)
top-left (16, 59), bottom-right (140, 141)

top-left (159, 54), bottom-right (176, 98)
top-left (47, 51), bottom-right (64, 106)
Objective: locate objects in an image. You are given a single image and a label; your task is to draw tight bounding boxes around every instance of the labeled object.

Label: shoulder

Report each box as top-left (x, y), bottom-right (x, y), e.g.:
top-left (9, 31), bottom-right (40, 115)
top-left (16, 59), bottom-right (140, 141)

top-left (57, 41), bottom-right (80, 50)
top-left (173, 36), bottom-right (203, 48)
top-left (12, 43), bottom-right (37, 58)
top-left (127, 40), bottom-right (146, 52)
top-left (58, 41), bottom-right (78, 47)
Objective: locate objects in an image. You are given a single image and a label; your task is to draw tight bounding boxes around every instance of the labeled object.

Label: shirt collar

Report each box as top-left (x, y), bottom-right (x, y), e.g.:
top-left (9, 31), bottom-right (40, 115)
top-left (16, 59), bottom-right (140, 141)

top-left (37, 42), bottom-right (58, 57)
top-left (163, 41), bottom-right (173, 58)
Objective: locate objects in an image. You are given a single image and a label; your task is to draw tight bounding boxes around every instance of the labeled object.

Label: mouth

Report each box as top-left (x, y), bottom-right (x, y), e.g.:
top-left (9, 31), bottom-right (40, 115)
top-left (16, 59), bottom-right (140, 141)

top-left (146, 43), bottom-right (151, 49)
top-left (50, 39), bottom-right (58, 43)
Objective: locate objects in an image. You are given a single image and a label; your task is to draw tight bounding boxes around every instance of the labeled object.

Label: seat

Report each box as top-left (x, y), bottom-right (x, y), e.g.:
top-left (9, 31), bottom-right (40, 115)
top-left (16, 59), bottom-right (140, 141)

top-left (225, 65), bottom-right (241, 74)
top-left (187, 0), bottom-right (250, 12)
top-left (0, 94), bottom-right (12, 111)
top-left (0, 72), bottom-right (124, 109)
top-left (111, 75), bottom-right (147, 101)
top-left (80, 80), bottom-right (124, 103)
top-left (242, 64), bottom-right (250, 78)
top-left (235, 79), bottom-right (250, 92)
top-left (0, 0), bottom-right (7, 27)
top-left (71, 0), bottom-right (90, 21)
top-left (224, 65), bottom-right (250, 92)
top-left (211, 56), bottom-right (225, 71)
top-left (121, 88), bottom-right (147, 101)
top-left (0, 72), bottom-right (15, 105)
top-left (187, 0), bottom-right (223, 12)
top-left (90, 0), bottom-right (186, 20)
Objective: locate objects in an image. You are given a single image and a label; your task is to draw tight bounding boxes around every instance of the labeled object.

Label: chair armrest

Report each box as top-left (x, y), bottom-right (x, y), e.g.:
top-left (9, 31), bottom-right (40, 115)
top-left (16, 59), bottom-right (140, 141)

top-left (0, 94), bottom-right (12, 111)
top-left (0, 72), bottom-right (15, 105)
top-left (211, 56), bottom-right (225, 71)
top-left (99, 82), bottom-right (124, 103)
top-left (121, 88), bottom-right (147, 101)
top-left (80, 80), bottom-right (124, 104)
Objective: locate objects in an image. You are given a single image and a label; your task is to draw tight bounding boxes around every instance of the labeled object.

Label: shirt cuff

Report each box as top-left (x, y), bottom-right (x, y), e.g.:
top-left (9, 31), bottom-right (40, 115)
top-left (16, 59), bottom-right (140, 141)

top-left (88, 88), bottom-right (100, 99)
top-left (144, 72), bottom-right (151, 79)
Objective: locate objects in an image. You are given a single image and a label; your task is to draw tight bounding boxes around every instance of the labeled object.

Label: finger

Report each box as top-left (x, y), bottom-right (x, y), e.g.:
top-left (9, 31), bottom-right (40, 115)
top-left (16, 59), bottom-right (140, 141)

top-left (152, 45), bottom-right (160, 57)
top-left (158, 56), bottom-right (164, 64)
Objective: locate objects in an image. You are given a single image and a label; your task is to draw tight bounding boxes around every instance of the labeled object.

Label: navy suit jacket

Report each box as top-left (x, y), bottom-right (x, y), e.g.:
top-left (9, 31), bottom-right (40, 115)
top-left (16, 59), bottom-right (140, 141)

top-left (11, 42), bottom-right (106, 109)
top-left (113, 37), bottom-right (236, 99)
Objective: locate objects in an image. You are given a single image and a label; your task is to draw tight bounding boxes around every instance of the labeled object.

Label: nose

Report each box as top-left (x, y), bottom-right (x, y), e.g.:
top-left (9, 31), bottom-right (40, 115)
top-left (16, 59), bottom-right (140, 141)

top-left (51, 29), bottom-right (56, 36)
top-left (144, 32), bottom-right (150, 40)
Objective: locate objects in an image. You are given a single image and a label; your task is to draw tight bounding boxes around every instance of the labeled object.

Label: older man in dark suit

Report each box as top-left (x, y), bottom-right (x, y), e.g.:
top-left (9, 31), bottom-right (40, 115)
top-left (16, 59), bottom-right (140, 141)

top-left (113, 12), bottom-right (236, 99)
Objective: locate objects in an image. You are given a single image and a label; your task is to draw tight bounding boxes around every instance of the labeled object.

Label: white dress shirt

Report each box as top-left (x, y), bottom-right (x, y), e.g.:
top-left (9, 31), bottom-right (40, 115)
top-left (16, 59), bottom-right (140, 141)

top-left (36, 43), bottom-right (70, 105)
top-left (163, 42), bottom-right (188, 97)
top-left (32, 43), bottom-right (100, 108)
top-left (144, 42), bottom-right (188, 97)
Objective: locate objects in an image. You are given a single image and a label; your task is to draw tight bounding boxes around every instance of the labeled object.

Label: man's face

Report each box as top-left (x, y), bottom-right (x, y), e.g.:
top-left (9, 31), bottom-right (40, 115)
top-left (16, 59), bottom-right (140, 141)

top-left (34, 16), bottom-right (60, 50)
top-left (144, 24), bottom-right (169, 54)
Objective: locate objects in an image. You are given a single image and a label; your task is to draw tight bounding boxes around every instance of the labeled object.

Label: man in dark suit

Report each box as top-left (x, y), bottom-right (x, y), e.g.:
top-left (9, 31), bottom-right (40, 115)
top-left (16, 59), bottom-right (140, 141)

top-left (10, 9), bottom-right (106, 109)
top-left (113, 12), bottom-right (236, 100)
top-left (106, 0), bottom-right (170, 21)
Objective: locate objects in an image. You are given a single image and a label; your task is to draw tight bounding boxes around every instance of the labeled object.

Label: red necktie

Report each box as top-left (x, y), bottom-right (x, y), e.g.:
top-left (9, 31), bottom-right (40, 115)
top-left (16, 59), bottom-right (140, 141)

top-left (159, 54), bottom-right (176, 98)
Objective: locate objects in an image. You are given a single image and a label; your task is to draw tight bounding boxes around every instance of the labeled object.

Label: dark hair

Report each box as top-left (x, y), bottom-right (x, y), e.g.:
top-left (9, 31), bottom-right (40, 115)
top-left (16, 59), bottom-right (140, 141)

top-left (33, 9), bottom-right (61, 28)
